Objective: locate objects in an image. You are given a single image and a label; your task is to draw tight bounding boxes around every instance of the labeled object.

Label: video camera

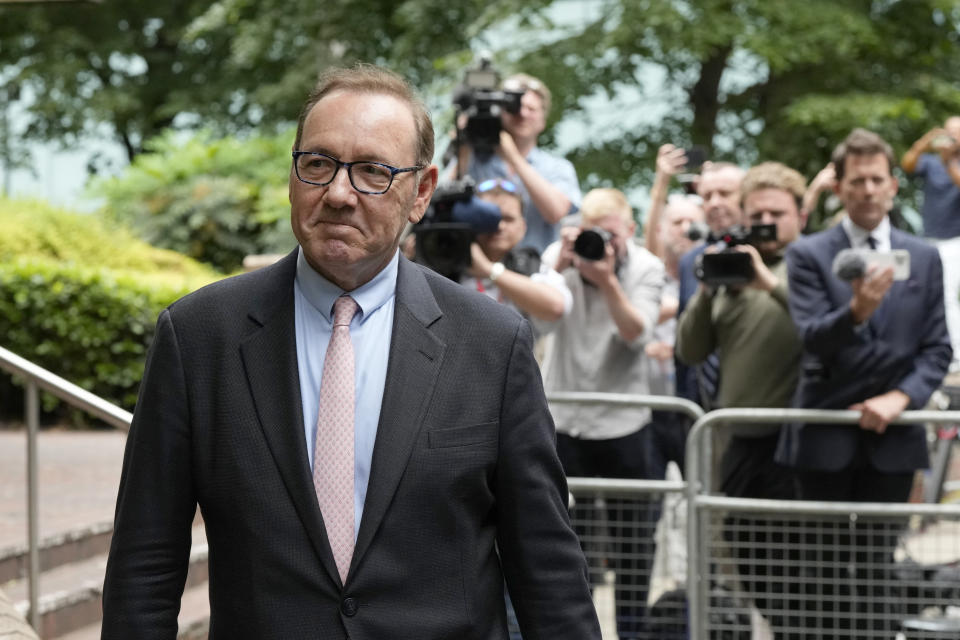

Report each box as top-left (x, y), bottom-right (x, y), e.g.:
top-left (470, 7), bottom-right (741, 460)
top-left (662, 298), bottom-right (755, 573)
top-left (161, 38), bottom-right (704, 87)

top-left (413, 177), bottom-right (501, 281)
top-left (694, 224), bottom-right (777, 286)
top-left (453, 57), bottom-right (524, 156)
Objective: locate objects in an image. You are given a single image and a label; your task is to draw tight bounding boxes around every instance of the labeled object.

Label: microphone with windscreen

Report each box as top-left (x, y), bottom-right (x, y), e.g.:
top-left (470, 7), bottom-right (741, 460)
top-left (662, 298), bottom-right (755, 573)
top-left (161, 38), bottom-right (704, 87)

top-left (832, 248), bottom-right (868, 281)
top-left (832, 248), bottom-right (911, 282)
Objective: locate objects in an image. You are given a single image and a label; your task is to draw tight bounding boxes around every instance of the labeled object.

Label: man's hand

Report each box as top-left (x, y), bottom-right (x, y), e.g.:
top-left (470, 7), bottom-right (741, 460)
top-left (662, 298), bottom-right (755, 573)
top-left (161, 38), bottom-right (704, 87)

top-left (554, 226), bottom-right (580, 272)
top-left (921, 127), bottom-right (949, 151)
top-left (467, 243), bottom-right (494, 280)
top-left (575, 242), bottom-right (618, 291)
top-left (497, 130), bottom-right (524, 168)
top-left (645, 341), bottom-right (673, 362)
top-left (655, 144), bottom-right (687, 179)
top-left (849, 265), bottom-right (894, 324)
top-left (938, 139), bottom-right (960, 164)
top-left (848, 390), bottom-right (910, 434)
top-left (734, 244), bottom-right (778, 292)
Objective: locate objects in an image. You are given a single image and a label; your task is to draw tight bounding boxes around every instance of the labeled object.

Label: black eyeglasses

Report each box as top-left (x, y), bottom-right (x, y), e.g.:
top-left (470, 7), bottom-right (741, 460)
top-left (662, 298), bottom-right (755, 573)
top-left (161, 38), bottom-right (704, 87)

top-left (292, 151), bottom-right (424, 195)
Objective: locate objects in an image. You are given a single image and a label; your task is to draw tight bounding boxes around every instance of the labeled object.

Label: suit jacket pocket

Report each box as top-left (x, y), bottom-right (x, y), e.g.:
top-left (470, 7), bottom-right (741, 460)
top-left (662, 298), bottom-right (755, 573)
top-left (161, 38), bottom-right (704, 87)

top-left (427, 421), bottom-right (499, 449)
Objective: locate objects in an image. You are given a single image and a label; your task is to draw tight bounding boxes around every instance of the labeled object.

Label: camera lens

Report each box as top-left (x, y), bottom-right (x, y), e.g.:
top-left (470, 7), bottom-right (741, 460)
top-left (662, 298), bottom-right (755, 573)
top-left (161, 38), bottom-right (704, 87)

top-left (573, 229), bottom-right (608, 261)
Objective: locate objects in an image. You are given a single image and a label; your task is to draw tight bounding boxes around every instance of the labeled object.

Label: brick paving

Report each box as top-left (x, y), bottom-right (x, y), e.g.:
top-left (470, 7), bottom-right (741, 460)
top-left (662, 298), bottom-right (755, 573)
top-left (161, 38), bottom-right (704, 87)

top-left (0, 430), bottom-right (127, 550)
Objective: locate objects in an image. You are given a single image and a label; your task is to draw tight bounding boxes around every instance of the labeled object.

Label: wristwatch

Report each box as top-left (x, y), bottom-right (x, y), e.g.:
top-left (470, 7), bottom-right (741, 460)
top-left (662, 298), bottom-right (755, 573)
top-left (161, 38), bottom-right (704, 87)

top-left (489, 262), bottom-right (506, 282)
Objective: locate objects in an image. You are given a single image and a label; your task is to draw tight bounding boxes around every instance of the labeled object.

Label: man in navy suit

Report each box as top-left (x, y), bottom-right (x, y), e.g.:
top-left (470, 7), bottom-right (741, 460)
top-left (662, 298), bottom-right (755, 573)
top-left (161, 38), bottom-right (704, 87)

top-left (778, 128), bottom-right (952, 637)
top-left (101, 64), bottom-right (599, 640)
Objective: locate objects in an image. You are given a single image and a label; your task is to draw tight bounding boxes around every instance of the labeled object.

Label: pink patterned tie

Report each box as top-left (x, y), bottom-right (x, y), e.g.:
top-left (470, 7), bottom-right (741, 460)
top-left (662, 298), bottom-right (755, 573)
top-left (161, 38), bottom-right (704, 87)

top-left (313, 295), bottom-right (359, 584)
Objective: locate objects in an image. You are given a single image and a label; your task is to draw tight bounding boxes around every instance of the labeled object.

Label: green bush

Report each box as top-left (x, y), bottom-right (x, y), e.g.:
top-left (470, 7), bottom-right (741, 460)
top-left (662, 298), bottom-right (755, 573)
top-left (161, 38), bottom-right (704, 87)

top-left (92, 129), bottom-right (296, 273)
top-left (0, 198), bottom-right (221, 279)
top-left (0, 258), bottom-right (195, 412)
top-left (0, 198), bottom-right (220, 423)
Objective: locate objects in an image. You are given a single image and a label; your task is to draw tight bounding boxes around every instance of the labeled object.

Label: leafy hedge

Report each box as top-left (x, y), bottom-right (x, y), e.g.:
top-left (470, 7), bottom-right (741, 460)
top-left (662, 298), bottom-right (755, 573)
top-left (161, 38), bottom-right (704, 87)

top-left (0, 198), bottom-right (220, 422)
top-left (92, 129), bottom-right (296, 273)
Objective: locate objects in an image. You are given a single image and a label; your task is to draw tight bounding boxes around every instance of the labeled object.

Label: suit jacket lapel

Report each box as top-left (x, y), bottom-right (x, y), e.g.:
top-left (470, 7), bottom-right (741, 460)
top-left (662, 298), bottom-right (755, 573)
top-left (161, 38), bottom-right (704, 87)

top-left (352, 258), bottom-right (445, 570)
top-left (238, 250), bottom-right (342, 586)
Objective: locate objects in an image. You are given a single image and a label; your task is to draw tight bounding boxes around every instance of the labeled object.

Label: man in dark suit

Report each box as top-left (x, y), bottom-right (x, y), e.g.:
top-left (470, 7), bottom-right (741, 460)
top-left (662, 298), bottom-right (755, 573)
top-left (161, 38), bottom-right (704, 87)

top-left (101, 64), bottom-right (600, 640)
top-left (778, 128), bottom-right (953, 637)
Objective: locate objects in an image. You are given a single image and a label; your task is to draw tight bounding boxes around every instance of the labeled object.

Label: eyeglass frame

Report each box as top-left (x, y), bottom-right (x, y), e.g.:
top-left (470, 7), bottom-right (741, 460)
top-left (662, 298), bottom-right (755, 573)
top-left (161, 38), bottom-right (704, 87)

top-left (291, 150), bottom-right (425, 195)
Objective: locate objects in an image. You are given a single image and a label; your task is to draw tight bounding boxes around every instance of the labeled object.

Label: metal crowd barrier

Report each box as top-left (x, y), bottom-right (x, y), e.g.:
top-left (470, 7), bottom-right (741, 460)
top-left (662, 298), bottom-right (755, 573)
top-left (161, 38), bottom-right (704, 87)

top-left (0, 346), bottom-right (132, 631)
top-left (549, 392), bottom-right (703, 639)
top-left (685, 408), bottom-right (960, 640)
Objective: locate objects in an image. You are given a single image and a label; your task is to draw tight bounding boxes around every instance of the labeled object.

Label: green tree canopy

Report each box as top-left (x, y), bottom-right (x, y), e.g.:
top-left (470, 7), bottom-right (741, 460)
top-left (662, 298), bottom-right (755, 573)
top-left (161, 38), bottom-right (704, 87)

top-left (3, 0), bottom-right (960, 225)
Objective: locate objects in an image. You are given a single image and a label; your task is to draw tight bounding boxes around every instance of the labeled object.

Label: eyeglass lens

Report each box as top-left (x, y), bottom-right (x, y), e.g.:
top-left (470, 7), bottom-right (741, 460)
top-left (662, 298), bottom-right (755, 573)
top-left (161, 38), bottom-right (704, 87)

top-left (296, 154), bottom-right (394, 193)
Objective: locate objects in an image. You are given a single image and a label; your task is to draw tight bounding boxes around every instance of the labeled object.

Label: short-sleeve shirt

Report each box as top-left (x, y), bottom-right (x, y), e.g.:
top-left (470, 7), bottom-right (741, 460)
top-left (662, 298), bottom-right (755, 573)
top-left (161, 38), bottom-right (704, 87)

top-left (467, 148), bottom-right (581, 254)
top-left (915, 153), bottom-right (960, 239)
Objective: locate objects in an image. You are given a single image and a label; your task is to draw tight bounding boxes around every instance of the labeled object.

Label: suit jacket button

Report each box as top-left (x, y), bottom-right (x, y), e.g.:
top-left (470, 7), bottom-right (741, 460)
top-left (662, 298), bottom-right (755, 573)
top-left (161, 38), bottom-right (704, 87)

top-left (341, 597), bottom-right (358, 617)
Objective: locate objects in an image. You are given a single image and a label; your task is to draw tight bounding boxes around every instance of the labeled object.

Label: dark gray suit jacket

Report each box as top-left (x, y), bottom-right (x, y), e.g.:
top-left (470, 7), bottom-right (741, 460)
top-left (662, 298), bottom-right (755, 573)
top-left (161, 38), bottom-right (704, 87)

top-left (101, 251), bottom-right (599, 639)
top-left (777, 224), bottom-right (952, 474)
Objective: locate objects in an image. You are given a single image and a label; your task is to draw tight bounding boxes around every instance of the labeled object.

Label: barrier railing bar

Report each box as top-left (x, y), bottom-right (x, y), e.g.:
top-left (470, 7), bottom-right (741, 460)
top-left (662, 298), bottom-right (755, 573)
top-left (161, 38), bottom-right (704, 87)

top-left (26, 380), bottom-right (39, 631)
top-left (547, 391), bottom-right (705, 421)
top-left (684, 407), bottom-right (960, 640)
top-left (696, 494), bottom-right (960, 517)
top-left (0, 345), bottom-right (133, 431)
top-left (2, 345), bottom-right (133, 634)
top-left (566, 477), bottom-right (686, 495)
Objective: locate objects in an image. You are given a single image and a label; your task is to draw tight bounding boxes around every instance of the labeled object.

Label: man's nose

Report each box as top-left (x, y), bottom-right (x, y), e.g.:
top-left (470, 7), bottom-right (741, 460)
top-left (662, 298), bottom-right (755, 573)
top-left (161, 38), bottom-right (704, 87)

top-left (324, 168), bottom-right (358, 205)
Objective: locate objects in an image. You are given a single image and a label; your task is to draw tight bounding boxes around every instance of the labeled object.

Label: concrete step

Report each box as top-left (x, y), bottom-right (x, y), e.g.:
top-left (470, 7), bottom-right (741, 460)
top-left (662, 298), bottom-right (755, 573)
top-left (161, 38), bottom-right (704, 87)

top-left (4, 526), bottom-right (208, 639)
top-left (56, 580), bottom-right (210, 640)
top-left (0, 522), bottom-right (113, 584)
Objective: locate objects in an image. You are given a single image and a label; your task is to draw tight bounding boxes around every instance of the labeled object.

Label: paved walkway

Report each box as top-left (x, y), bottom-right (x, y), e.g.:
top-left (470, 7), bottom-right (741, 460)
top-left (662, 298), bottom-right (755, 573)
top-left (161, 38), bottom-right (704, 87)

top-left (0, 430), bottom-right (127, 550)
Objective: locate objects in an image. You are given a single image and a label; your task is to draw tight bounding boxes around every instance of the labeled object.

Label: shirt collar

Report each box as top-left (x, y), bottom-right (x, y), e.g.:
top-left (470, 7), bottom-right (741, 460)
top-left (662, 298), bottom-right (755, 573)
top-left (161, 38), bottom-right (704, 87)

top-left (295, 247), bottom-right (399, 323)
top-left (841, 214), bottom-right (891, 250)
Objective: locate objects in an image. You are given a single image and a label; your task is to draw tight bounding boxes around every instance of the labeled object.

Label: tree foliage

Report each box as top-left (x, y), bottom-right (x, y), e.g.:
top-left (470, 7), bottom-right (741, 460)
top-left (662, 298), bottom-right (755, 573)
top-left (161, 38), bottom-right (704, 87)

top-left (92, 129), bottom-right (295, 273)
top-left (502, 1), bottom-right (960, 215)
top-left (3, 0), bottom-right (960, 226)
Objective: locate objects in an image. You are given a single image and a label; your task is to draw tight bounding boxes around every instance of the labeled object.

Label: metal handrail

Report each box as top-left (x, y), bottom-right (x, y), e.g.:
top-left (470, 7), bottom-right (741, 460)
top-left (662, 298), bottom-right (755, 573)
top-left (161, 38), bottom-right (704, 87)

top-left (547, 391), bottom-right (705, 421)
top-left (0, 346), bottom-right (133, 431)
top-left (683, 407), bottom-right (960, 640)
top-left (0, 345), bottom-right (132, 631)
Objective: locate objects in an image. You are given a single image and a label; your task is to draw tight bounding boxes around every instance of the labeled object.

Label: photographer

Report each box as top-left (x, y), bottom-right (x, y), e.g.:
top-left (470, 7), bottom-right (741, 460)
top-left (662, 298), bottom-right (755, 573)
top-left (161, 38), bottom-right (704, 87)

top-left (451, 72), bottom-right (581, 254)
top-left (675, 161), bottom-right (808, 637)
top-left (901, 116), bottom-right (960, 373)
top-left (536, 188), bottom-right (665, 639)
top-left (676, 161), bottom-right (807, 494)
top-left (675, 161), bottom-right (745, 409)
top-left (462, 178), bottom-right (572, 322)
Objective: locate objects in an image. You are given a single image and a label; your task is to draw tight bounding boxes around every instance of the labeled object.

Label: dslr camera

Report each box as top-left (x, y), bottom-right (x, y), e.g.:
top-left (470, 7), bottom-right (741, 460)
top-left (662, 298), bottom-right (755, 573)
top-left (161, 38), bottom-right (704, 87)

top-left (573, 227), bottom-right (612, 261)
top-left (695, 224), bottom-right (777, 286)
top-left (453, 57), bottom-right (524, 155)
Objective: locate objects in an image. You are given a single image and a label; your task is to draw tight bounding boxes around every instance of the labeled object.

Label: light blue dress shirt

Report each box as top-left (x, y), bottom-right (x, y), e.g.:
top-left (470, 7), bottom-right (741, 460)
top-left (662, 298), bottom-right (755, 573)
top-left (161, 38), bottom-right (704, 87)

top-left (467, 147), bottom-right (581, 254)
top-left (294, 248), bottom-right (397, 539)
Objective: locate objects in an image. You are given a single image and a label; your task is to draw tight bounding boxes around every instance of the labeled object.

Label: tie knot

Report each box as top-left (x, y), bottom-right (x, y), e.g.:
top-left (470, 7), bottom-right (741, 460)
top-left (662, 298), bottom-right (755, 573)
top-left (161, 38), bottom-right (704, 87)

top-left (332, 296), bottom-right (359, 328)
top-left (866, 235), bottom-right (878, 250)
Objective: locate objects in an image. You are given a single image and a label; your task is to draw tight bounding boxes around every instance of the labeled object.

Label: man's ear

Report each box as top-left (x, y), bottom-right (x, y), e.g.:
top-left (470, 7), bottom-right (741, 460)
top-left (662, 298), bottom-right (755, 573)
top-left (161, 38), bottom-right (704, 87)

top-left (408, 165), bottom-right (439, 224)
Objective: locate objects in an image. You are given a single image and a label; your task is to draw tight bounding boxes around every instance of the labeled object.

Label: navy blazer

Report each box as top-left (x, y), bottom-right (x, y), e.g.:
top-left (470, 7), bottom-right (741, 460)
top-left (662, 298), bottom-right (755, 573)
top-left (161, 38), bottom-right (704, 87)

top-left (101, 251), bottom-right (600, 640)
top-left (777, 224), bottom-right (952, 473)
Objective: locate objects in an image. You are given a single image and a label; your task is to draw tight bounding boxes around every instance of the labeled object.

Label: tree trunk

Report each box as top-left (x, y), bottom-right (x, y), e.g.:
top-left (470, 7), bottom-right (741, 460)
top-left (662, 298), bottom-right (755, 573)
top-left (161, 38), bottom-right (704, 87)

top-left (689, 45), bottom-right (732, 156)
